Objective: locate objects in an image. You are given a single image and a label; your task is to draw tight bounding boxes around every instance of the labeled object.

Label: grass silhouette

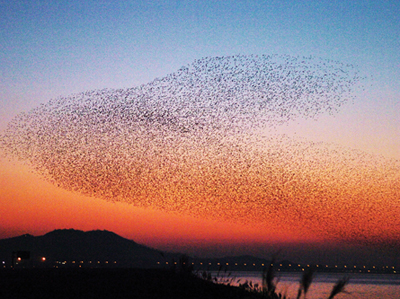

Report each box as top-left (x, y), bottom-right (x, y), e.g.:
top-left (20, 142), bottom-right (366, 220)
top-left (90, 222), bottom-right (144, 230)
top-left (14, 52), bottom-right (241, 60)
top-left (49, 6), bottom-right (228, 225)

top-left (196, 255), bottom-right (351, 299)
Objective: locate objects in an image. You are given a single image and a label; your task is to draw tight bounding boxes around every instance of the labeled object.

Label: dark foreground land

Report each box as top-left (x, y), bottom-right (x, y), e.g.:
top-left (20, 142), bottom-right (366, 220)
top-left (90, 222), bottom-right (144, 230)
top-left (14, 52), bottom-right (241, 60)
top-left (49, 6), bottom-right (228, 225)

top-left (0, 268), bottom-right (264, 299)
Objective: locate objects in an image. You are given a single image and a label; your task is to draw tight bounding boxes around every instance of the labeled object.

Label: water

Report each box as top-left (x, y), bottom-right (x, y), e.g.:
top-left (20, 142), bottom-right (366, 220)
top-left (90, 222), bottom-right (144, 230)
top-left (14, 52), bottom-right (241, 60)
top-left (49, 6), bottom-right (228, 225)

top-left (207, 271), bottom-right (400, 299)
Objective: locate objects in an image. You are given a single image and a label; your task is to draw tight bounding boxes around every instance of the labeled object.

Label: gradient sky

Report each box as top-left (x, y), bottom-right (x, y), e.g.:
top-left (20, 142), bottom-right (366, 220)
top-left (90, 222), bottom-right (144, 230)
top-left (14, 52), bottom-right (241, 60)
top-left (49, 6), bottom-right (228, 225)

top-left (0, 0), bottom-right (399, 264)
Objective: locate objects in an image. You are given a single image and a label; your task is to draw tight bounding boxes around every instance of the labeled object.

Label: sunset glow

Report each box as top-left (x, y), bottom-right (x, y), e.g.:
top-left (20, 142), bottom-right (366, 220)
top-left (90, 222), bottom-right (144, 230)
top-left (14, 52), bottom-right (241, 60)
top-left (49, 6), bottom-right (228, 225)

top-left (0, 1), bottom-right (399, 264)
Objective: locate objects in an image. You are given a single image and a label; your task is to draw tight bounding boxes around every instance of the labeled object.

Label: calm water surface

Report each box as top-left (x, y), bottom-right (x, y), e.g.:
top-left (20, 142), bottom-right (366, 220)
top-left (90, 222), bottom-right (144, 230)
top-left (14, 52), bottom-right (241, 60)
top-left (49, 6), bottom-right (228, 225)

top-left (209, 271), bottom-right (400, 299)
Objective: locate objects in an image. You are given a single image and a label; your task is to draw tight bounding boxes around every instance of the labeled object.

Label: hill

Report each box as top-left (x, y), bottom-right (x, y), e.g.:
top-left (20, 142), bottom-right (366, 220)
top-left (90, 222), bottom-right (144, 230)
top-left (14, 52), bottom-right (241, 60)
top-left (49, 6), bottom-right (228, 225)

top-left (0, 229), bottom-right (175, 268)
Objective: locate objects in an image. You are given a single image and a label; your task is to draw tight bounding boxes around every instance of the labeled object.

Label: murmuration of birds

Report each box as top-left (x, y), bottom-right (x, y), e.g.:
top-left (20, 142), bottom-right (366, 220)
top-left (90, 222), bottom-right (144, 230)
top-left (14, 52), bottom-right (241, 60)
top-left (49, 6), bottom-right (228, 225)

top-left (1, 54), bottom-right (399, 248)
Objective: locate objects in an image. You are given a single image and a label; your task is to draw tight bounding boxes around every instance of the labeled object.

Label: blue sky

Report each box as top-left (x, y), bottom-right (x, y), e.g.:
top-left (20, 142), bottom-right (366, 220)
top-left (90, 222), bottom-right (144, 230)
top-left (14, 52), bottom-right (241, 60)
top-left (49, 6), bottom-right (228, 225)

top-left (1, 0), bottom-right (399, 156)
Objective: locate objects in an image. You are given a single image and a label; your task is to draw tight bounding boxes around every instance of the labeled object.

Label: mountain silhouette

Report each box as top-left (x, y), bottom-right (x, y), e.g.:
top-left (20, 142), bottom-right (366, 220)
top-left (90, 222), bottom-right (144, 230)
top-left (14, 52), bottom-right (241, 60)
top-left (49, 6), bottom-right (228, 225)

top-left (0, 229), bottom-right (176, 268)
top-left (0, 229), bottom-right (289, 271)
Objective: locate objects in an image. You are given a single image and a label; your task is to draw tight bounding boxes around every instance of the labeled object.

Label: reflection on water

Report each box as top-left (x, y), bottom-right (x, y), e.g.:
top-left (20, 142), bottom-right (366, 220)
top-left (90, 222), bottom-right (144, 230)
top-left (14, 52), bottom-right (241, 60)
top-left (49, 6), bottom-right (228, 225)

top-left (207, 271), bottom-right (400, 299)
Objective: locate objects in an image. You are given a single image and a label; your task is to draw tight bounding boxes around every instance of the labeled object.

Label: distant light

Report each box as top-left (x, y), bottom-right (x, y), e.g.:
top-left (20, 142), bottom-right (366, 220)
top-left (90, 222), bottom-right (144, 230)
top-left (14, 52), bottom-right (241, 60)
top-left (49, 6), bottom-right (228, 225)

top-left (17, 257), bottom-right (21, 261)
top-left (41, 257), bottom-right (46, 261)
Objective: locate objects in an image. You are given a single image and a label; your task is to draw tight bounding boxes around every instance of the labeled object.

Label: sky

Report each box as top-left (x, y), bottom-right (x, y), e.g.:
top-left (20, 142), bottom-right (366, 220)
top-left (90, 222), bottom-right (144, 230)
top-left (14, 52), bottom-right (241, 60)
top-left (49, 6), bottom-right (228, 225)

top-left (0, 0), bottom-right (399, 265)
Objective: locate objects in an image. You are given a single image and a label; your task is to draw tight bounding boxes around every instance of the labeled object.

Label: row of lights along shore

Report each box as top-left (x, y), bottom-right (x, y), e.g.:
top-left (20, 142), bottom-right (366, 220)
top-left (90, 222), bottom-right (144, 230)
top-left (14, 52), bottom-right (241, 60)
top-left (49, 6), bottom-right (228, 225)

top-left (4, 259), bottom-right (397, 273)
top-left (156, 261), bottom-right (397, 273)
top-left (3, 259), bottom-right (118, 268)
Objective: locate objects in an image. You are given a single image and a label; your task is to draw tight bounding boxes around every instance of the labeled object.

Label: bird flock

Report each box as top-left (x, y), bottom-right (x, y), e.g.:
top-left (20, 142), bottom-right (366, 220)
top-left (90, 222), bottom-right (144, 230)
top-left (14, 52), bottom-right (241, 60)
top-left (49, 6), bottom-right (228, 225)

top-left (1, 54), bottom-right (399, 248)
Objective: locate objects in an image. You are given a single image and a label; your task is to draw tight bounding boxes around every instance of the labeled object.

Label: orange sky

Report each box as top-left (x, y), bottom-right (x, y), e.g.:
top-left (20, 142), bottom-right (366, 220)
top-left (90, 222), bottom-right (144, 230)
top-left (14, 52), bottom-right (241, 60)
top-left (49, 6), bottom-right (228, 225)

top-left (0, 157), bottom-right (314, 248)
top-left (1, 134), bottom-right (399, 257)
